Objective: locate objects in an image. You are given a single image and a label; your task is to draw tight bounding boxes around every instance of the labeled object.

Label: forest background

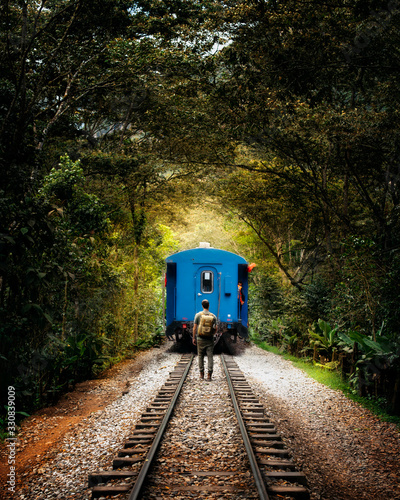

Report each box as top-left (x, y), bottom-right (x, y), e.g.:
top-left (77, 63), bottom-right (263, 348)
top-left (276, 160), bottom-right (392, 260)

top-left (1, 0), bottom-right (400, 428)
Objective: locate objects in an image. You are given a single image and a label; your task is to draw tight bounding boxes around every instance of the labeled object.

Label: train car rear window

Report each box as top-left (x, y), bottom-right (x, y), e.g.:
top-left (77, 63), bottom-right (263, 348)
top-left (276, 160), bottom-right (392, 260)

top-left (201, 271), bottom-right (213, 293)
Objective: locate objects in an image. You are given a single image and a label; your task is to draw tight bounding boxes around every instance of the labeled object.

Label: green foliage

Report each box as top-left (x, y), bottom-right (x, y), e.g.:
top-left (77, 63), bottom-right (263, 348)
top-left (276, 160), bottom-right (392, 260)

top-left (253, 336), bottom-right (400, 426)
top-left (1, 151), bottom-right (120, 420)
top-left (133, 327), bottom-right (164, 350)
top-left (338, 325), bottom-right (400, 398)
top-left (248, 271), bottom-right (285, 336)
top-left (206, 0), bottom-right (400, 413)
top-left (39, 156), bottom-right (84, 201)
top-left (308, 319), bottom-right (339, 362)
top-left (69, 192), bottom-right (110, 235)
top-left (0, 0), bottom-right (232, 429)
top-left (62, 332), bottom-right (112, 379)
top-left (40, 155), bottom-right (110, 235)
top-left (338, 325), bottom-right (393, 359)
top-left (2, 0), bottom-right (400, 426)
top-left (303, 278), bottom-right (332, 321)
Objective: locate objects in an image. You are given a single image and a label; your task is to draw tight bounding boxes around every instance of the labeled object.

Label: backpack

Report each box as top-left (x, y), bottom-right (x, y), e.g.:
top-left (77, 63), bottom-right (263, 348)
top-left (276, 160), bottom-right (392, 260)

top-left (198, 312), bottom-right (215, 338)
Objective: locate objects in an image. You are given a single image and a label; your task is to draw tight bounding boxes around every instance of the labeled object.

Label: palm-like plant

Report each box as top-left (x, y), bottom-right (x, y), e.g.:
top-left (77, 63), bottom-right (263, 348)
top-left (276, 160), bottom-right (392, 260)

top-left (308, 319), bottom-right (339, 362)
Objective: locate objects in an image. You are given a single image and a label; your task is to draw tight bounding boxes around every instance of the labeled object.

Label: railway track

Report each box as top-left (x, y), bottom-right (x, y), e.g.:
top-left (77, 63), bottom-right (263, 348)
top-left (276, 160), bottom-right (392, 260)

top-left (88, 353), bottom-right (310, 500)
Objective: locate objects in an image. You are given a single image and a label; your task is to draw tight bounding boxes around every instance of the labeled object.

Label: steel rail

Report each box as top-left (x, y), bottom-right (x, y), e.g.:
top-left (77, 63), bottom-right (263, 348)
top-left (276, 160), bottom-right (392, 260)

top-left (221, 354), bottom-right (270, 500)
top-left (127, 353), bottom-right (194, 500)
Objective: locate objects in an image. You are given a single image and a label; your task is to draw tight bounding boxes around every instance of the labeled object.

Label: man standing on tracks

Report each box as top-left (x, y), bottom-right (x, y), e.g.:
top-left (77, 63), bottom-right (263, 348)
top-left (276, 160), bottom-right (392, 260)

top-left (193, 299), bottom-right (217, 381)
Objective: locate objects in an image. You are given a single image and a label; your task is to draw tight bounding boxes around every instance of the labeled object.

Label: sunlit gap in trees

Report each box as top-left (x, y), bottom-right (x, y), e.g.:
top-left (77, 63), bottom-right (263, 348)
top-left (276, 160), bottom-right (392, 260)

top-left (127, 1), bottom-right (232, 57)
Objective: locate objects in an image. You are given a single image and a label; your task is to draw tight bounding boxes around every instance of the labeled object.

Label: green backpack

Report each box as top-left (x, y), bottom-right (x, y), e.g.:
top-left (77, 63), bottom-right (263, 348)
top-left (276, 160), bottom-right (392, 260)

top-left (198, 312), bottom-right (215, 338)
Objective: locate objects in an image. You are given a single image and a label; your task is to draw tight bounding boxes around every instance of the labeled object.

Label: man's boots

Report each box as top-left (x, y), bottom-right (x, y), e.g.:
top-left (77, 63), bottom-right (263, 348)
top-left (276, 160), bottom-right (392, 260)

top-left (207, 372), bottom-right (212, 381)
top-left (200, 371), bottom-right (204, 380)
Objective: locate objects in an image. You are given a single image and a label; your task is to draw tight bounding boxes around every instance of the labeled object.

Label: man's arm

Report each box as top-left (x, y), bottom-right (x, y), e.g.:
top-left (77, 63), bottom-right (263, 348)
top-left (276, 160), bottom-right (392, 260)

top-left (193, 323), bottom-right (197, 344)
top-left (193, 312), bottom-right (199, 344)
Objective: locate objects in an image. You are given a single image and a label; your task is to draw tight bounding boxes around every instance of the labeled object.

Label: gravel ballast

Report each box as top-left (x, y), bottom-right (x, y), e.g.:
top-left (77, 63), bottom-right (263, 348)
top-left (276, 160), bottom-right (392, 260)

top-left (234, 344), bottom-right (400, 500)
top-left (1, 341), bottom-right (399, 500)
top-left (141, 357), bottom-right (260, 499)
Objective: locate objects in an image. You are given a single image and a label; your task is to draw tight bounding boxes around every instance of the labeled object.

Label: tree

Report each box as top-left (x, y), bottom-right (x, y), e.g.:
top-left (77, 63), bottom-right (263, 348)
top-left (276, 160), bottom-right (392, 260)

top-left (0, 0), bottom-right (133, 192)
top-left (204, 0), bottom-right (400, 291)
top-left (0, 0), bottom-right (229, 418)
top-left (203, 0), bottom-right (400, 411)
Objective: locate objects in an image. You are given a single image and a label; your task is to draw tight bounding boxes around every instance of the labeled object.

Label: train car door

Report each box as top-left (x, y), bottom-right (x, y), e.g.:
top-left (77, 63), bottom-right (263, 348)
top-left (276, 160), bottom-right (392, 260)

top-left (195, 266), bottom-right (219, 316)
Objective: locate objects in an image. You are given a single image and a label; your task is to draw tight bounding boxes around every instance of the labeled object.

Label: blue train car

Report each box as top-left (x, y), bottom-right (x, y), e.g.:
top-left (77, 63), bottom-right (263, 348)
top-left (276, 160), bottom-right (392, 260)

top-left (165, 243), bottom-right (250, 342)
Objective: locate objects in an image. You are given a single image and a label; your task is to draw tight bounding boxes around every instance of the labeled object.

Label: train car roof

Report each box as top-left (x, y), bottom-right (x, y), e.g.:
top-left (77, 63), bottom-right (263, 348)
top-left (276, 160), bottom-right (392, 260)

top-left (165, 244), bottom-right (248, 264)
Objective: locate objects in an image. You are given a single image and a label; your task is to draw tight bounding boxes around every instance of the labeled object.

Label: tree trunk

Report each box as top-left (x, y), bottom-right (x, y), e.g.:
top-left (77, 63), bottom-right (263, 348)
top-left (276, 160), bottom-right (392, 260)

top-left (133, 243), bottom-right (139, 342)
top-left (391, 372), bottom-right (400, 416)
top-left (62, 277), bottom-right (68, 341)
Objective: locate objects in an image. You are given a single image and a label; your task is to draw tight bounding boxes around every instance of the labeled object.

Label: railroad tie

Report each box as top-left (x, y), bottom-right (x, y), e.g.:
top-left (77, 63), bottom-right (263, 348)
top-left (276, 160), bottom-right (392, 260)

top-left (89, 353), bottom-right (310, 500)
top-left (222, 354), bottom-right (310, 500)
top-left (88, 354), bottom-right (194, 500)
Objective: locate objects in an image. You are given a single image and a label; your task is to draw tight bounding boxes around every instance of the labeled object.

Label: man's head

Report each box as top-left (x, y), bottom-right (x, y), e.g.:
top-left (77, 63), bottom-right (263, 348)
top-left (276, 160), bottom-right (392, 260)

top-left (202, 299), bottom-right (209, 309)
